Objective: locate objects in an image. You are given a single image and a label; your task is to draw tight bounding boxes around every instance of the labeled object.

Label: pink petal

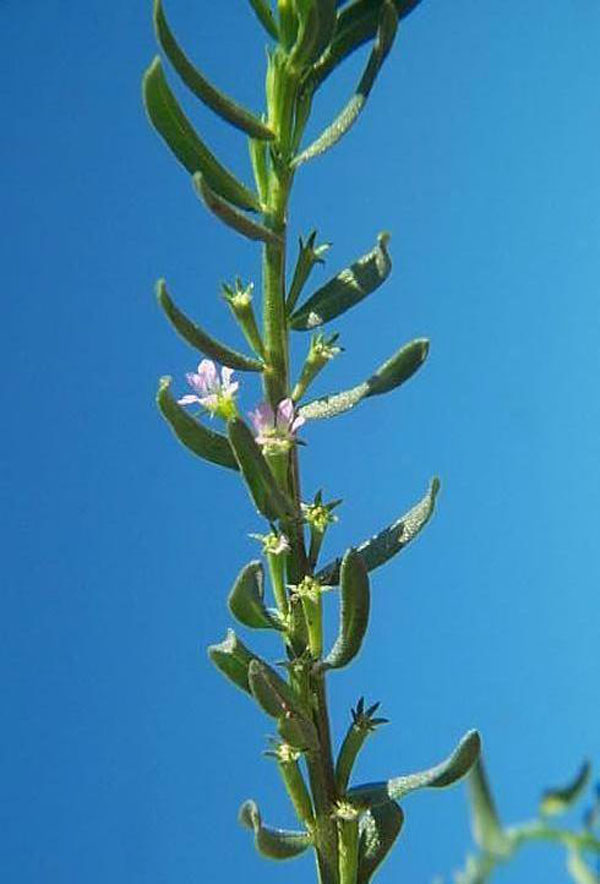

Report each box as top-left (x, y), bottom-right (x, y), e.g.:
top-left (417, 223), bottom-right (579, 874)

top-left (198, 359), bottom-right (218, 390)
top-left (276, 398), bottom-right (295, 429)
top-left (291, 414), bottom-right (305, 433)
top-left (249, 402), bottom-right (274, 434)
top-left (177, 394), bottom-right (200, 405)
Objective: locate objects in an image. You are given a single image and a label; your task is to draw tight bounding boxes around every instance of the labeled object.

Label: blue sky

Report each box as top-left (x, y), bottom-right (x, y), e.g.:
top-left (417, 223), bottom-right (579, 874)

top-left (2, 1), bottom-right (600, 882)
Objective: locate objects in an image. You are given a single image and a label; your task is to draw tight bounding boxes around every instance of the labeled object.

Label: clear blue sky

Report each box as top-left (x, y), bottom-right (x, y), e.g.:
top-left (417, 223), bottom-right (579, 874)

top-left (2, 1), bottom-right (600, 882)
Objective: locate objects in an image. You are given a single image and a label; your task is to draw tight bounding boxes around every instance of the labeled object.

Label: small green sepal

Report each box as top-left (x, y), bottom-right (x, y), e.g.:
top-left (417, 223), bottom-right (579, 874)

top-left (286, 230), bottom-right (331, 315)
top-left (156, 376), bottom-right (239, 470)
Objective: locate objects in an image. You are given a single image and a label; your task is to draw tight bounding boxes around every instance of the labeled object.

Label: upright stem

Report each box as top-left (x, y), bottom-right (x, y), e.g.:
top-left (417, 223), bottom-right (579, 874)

top-left (258, 50), bottom-right (341, 884)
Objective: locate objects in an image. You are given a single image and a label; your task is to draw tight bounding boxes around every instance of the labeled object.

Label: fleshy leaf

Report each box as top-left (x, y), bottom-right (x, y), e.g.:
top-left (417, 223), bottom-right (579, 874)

top-left (248, 660), bottom-right (318, 750)
top-left (357, 801), bottom-right (404, 884)
top-left (154, 0), bottom-right (274, 140)
top-left (348, 730), bottom-right (482, 809)
top-left (156, 280), bottom-right (264, 372)
top-left (228, 560), bottom-right (284, 630)
top-left (317, 478), bottom-right (440, 585)
top-left (290, 233), bottom-right (391, 330)
top-left (142, 57), bottom-right (260, 211)
top-left (299, 339), bottom-right (429, 421)
top-left (289, 0), bottom-right (337, 71)
top-left (227, 418), bottom-right (295, 521)
top-left (467, 758), bottom-right (510, 856)
top-left (193, 173), bottom-right (280, 244)
top-left (207, 628), bottom-right (258, 694)
top-left (294, 2), bottom-right (398, 166)
top-left (540, 761), bottom-right (592, 817)
top-left (239, 799), bottom-right (311, 860)
top-left (319, 549), bottom-right (370, 672)
top-left (567, 850), bottom-right (600, 884)
top-left (156, 376), bottom-right (238, 470)
top-left (311, 0), bottom-right (424, 90)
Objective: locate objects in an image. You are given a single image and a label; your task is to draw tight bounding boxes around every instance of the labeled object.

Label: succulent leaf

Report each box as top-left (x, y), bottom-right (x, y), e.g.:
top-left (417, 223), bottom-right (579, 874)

top-left (467, 758), bottom-right (510, 856)
top-left (207, 629), bottom-right (259, 694)
top-left (142, 57), bottom-right (260, 211)
top-left (348, 730), bottom-right (482, 809)
top-left (357, 801), bottom-right (404, 883)
top-left (540, 761), bottom-right (592, 817)
top-left (290, 233), bottom-right (391, 330)
top-left (228, 561), bottom-right (285, 630)
top-left (156, 376), bottom-right (238, 470)
top-left (319, 549), bottom-right (370, 672)
top-left (156, 280), bottom-right (264, 371)
top-left (317, 478), bottom-right (440, 585)
top-left (193, 173), bottom-right (280, 243)
top-left (154, 0), bottom-right (274, 140)
top-left (227, 418), bottom-right (296, 520)
top-left (239, 799), bottom-right (311, 859)
top-left (299, 338), bottom-right (429, 421)
top-left (294, 2), bottom-right (398, 166)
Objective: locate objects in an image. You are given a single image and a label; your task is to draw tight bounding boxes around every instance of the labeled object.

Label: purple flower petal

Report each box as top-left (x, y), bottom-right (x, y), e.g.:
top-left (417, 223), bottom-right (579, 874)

top-left (177, 393), bottom-right (200, 405)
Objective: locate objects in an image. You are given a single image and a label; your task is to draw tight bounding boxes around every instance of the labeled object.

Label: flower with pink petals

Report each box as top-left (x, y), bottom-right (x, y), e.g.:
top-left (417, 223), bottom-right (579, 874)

top-left (249, 397), bottom-right (305, 452)
top-left (178, 359), bottom-right (239, 420)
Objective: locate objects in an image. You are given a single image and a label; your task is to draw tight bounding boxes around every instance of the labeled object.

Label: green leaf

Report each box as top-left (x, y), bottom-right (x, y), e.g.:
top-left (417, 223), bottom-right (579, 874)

top-left (467, 758), bottom-right (510, 857)
top-left (156, 376), bottom-right (238, 470)
top-left (319, 549), bottom-right (370, 672)
top-left (311, 0), bottom-right (424, 91)
top-left (567, 850), bottom-right (600, 884)
top-left (156, 280), bottom-right (264, 372)
top-left (142, 57), bottom-right (260, 211)
top-left (540, 761), bottom-right (592, 817)
top-left (228, 560), bottom-right (284, 630)
top-left (154, 0), bottom-right (274, 140)
top-left (247, 0), bottom-right (280, 40)
top-left (289, 0), bottom-right (337, 71)
top-left (227, 418), bottom-right (296, 520)
top-left (294, 2), bottom-right (398, 166)
top-left (357, 801), bottom-right (404, 884)
top-left (348, 730), bottom-right (481, 809)
top-left (299, 338), bottom-right (429, 421)
top-left (290, 233), bottom-right (391, 329)
top-left (247, 660), bottom-right (318, 750)
top-left (207, 628), bottom-right (258, 694)
top-left (193, 173), bottom-right (280, 245)
top-left (239, 800), bottom-right (311, 860)
top-left (317, 478), bottom-right (440, 586)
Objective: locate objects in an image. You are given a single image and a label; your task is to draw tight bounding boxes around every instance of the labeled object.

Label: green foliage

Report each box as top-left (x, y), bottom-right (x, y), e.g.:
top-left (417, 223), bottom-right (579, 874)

top-left (156, 376), bottom-right (238, 470)
top-left (289, 233), bottom-right (391, 330)
top-left (143, 58), bottom-right (260, 211)
top-left (146, 3), bottom-right (483, 882)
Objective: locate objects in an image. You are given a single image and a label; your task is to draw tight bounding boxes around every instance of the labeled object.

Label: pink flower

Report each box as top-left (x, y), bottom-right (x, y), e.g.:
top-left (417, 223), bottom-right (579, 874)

top-left (178, 359), bottom-right (238, 418)
top-left (249, 398), bottom-right (304, 451)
